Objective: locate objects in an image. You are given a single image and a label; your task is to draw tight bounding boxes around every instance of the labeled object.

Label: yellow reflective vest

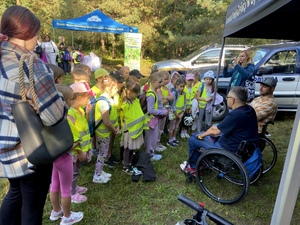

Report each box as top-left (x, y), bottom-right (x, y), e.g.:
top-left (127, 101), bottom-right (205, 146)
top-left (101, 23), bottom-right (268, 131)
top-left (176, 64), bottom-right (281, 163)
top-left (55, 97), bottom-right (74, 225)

top-left (198, 84), bottom-right (208, 109)
top-left (95, 95), bottom-right (118, 138)
top-left (67, 108), bottom-right (91, 155)
top-left (175, 92), bottom-right (185, 114)
top-left (121, 98), bottom-right (149, 139)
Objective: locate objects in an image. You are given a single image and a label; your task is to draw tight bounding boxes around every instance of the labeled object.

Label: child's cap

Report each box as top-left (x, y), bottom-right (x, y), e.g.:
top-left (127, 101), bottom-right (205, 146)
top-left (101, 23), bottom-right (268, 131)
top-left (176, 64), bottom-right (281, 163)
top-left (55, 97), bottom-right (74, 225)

top-left (186, 73), bottom-right (194, 80)
top-left (69, 82), bottom-right (95, 96)
top-left (129, 69), bottom-right (145, 79)
top-left (94, 68), bottom-right (109, 79)
top-left (203, 70), bottom-right (215, 79)
top-left (109, 71), bottom-right (125, 83)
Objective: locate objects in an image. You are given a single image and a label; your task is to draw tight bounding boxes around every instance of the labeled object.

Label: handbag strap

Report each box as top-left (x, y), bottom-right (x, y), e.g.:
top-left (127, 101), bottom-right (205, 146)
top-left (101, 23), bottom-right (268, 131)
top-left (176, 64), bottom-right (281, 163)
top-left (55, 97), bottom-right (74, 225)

top-left (18, 54), bottom-right (40, 113)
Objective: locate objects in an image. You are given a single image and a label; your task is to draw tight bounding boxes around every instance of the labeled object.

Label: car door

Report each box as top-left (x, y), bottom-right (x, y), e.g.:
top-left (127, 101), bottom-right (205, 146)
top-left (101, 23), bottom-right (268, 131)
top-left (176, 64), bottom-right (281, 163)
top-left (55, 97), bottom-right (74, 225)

top-left (255, 49), bottom-right (299, 108)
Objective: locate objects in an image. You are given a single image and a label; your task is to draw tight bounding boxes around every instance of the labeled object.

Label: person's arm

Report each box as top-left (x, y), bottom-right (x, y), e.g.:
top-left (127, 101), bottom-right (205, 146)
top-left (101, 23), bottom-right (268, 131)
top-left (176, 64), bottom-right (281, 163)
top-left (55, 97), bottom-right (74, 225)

top-left (34, 59), bottom-right (67, 126)
top-left (197, 125), bottom-right (222, 139)
top-left (235, 63), bottom-right (255, 80)
top-left (147, 95), bottom-right (167, 116)
top-left (223, 65), bottom-right (235, 78)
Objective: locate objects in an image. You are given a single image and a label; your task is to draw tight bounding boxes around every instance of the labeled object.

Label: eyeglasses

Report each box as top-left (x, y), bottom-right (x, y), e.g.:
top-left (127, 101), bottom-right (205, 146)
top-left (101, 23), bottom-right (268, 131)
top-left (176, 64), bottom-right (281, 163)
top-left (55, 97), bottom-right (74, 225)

top-left (226, 96), bottom-right (235, 100)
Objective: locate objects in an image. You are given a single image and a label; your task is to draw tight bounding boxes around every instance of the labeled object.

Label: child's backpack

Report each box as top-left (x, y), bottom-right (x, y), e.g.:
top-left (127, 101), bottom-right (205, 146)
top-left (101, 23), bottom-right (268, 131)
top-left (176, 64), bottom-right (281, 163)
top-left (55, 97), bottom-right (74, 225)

top-left (59, 51), bottom-right (65, 61)
top-left (64, 50), bottom-right (71, 61)
top-left (34, 44), bottom-right (43, 58)
top-left (89, 96), bottom-right (111, 137)
top-left (75, 53), bottom-right (83, 62)
top-left (139, 91), bottom-right (156, 114)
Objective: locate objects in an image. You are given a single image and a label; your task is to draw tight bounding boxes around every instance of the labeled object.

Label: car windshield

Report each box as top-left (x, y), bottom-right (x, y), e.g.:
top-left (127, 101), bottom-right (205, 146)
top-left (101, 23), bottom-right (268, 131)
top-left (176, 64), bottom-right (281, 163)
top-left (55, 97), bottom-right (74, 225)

top-left (249, 47), bottom-right (269, 65)
top-left (182, 45), bottom-right (210, 61)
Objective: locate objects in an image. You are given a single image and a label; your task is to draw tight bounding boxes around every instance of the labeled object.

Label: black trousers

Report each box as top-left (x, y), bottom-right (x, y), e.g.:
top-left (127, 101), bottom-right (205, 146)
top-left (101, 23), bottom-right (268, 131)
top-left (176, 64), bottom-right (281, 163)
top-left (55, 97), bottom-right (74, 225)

top-left (0, 164), bottom-right (52, 225)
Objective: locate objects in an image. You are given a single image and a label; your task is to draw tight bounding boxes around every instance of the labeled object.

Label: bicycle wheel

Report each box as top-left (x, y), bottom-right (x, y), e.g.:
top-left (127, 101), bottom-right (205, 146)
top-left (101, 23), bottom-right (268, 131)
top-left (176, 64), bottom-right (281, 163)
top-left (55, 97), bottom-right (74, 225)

top-left (195, 149), bottom-right (250, 204)
top-left (258, 137), bottom-right (277, 174)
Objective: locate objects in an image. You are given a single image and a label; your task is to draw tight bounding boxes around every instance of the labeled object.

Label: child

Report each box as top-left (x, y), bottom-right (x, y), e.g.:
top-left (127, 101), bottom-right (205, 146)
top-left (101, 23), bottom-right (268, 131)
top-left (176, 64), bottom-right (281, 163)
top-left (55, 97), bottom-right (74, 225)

top-left (167, 78), bottom-right (186, 147)
top-left (190, 70), bottom-right (202, 130)
top-left (144, 72), bottom-right (168, 161)
top-left (47, 63), bottom-right (64, 84)
top-left (196, 70), bottom-right (215, 132)
top-left (68, 82), bottom-right (94, 203)
top-left (93, 75), bottom-right (119, 183)
top-left (49, 84), bottom-right (84, 225)
top-left (120, 78), bottom-right (149, 174)
top-left (91, 68), bottom-right (109, 98)
top-left (180, 73), bottom-right (196, 138)
top-left (72, 68), bottom-right (90, 84)
top-left (156, 71), bottom-right (173, 152)
top-left (76, 64), bottom-right (92, 78)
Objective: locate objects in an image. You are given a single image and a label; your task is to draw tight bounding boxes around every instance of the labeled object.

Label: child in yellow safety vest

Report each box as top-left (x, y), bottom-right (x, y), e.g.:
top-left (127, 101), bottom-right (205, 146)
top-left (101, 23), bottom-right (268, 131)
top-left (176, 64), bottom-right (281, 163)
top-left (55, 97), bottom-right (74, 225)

top-left (195, 70), bottom-right (215, 132)
top-left (93, 75), bottom-right (119, 184)
top-left (167, 78), bottom-right (186, 148)
top-left (120, 77), bottom-right (150, 174)
top-left (156, 71), bottom-right (174, 152)
top-left (68, 82), bottom-right (94, 204)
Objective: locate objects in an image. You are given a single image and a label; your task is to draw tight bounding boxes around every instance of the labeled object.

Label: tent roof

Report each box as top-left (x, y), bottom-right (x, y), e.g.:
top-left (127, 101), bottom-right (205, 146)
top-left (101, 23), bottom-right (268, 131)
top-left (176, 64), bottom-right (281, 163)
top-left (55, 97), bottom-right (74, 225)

top-left (52, 9), bottom-right (138, 34)
top-left (223, 0), bottom-right (300, 40)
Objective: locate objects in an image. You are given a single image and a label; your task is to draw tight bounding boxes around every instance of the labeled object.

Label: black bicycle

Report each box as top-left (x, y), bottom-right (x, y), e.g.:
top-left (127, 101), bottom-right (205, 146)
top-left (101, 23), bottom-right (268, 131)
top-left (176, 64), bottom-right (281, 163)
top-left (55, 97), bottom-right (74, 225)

top-left (177, 194), bottom-right (234, 225)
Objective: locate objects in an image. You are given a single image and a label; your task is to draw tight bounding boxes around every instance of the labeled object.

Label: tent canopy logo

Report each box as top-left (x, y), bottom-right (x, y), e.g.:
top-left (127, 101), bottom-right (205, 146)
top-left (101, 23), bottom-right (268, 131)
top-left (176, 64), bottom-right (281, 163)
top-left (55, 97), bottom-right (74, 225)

top-left (87, 16), bottom-right (102, 22)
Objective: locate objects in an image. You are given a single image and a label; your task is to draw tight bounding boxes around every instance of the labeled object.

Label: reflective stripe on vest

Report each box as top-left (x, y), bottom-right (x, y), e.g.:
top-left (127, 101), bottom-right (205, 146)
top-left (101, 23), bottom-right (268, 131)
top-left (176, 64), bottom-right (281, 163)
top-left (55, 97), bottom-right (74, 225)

top-left (175, 94), bottom-right (185, 113)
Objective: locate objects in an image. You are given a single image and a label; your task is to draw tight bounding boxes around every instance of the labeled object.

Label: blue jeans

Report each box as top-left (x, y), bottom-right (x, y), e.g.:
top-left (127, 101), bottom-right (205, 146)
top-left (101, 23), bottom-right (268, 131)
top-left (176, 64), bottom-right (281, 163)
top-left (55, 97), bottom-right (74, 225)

top-left (188, 133), bottom-right (222, 168)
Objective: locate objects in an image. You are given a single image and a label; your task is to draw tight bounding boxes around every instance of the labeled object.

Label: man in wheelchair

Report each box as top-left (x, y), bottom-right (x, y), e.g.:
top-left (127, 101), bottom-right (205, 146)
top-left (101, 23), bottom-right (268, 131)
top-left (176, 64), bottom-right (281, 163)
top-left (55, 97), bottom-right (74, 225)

top-left (182, 86), bottom-right (259, 174)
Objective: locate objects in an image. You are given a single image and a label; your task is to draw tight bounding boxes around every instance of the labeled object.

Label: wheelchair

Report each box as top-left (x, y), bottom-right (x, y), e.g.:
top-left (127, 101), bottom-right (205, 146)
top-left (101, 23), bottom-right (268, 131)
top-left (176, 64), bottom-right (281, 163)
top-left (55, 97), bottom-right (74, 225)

top-left (188, 122), bottom-right (277, 204)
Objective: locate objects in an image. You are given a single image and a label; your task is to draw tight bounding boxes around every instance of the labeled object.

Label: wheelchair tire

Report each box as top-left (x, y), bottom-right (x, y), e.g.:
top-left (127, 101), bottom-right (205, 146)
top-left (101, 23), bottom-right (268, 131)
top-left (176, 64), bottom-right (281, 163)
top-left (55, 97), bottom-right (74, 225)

top-left (259, 137), bottom-right (277, 174)
top-left (195, 148), bottom-right (250, 204)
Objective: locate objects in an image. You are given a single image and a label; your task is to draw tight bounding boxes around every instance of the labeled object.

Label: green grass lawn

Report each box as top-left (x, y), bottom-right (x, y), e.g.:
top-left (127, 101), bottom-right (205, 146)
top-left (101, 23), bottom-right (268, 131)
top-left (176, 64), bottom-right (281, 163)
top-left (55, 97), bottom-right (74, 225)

top-left (1, 112), bottom-right (299, 225)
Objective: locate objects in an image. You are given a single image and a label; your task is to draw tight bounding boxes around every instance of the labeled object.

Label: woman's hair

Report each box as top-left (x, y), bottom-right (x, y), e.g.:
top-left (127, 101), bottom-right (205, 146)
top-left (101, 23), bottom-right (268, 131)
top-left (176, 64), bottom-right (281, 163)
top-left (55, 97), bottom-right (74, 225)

top-left (0, 6), bottom-right (40, 57)
top-left (71, 68), bottom-right (90, 84)
top-left (99, 75), bottom-right (117, 94)
top-left (44, 34), bottom-right (51, 41)
top-left (55, 84), bottom-right (74, 108)
top-left (47, 63), bottom-right (64, 83)
top-left (122, 78), bottom-right (141, 103)
top-left (239, 49), bottom-right (253, 68)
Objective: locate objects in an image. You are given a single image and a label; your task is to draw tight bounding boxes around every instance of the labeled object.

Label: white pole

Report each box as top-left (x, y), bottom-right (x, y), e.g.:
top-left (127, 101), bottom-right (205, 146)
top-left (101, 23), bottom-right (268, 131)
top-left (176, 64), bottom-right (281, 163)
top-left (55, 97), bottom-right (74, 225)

top-left (271, 102), bottom-right (300, 224)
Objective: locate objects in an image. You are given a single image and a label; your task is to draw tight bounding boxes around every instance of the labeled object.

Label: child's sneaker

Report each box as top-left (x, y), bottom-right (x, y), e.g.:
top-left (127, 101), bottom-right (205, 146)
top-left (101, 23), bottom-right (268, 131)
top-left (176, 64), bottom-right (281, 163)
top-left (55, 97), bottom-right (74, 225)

top-left (71, 193), bottom-right (87, 204)
top-left (180, 132), bottom-right (186, 139)
top-left (60, 211), bottom-right (83, 225)
top-left (173, 139), bottom-right (180, 145)
top-left (109, 155), bottom-right (120, 164)
top-left (155, 145), bottom-right (164, 152)
top-left (157, 143), bottom-right (167, 150)
top-left (102, 170), bottom-right (112, 178)
top-left (123, 166), bottom-right (134, 175)
top-left (104, 158), bottom-right (117, 168)
top-left (50, 208), bottom-right (63, 221)
top-left (167, 140), bottom-right (177, 148)
top-left (185, 133), bottom-right (190, 138)
top-left (150, 154), bottom-right (162, 161)
top-left (75, 186), bottom-right (88, 195)
top-left (93, 174), bottom-right (110, 184)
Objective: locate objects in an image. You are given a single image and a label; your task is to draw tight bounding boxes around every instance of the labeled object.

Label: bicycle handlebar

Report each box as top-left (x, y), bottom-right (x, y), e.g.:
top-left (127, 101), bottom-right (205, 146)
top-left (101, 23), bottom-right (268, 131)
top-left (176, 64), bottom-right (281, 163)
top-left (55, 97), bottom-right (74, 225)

top-left (178, 194), bottom-right (234, 225)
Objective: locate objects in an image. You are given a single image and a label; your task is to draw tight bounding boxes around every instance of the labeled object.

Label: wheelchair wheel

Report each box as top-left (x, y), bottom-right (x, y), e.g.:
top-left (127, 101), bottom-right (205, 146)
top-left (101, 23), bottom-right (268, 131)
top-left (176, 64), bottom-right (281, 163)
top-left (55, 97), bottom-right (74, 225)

top-left (258, 137), bottom-right (277, 174)
top-left (195, 149), bottom-right (250, 204)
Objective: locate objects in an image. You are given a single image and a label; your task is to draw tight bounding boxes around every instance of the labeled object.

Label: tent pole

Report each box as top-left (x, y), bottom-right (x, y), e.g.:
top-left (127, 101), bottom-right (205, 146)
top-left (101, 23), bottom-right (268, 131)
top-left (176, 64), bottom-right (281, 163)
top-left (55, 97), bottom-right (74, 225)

top-left (72, 31), bottom-right (74, 47)
top-left (271, 101), bottom-right (300, 224)
top-left (209, 38), bottom-right (226, 126)
top-left (53, 28), bottom-right (55, 43)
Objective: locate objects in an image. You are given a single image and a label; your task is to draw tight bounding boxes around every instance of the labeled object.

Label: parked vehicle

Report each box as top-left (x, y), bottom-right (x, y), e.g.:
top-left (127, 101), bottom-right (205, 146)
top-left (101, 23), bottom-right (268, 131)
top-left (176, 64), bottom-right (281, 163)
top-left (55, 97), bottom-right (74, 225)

top-left (214, 42), bottom-right (300, 121)
top-left (151, 44), bottom-right (248, 75)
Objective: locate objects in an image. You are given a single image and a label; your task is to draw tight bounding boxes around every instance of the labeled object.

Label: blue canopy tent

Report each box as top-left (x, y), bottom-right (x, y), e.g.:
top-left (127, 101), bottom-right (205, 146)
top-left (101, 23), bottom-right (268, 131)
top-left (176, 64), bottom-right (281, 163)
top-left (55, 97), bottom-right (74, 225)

top-left (52, 9), bottom-right (138, 45)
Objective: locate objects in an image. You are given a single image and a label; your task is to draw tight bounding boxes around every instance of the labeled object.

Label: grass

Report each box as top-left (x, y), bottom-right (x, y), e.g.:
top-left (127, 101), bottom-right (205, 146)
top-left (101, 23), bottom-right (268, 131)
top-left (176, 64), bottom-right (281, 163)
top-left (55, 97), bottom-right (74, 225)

top-left (1, 112), bottom-right (299, 224)
top-left (1, 59), bottom-right (300, 224)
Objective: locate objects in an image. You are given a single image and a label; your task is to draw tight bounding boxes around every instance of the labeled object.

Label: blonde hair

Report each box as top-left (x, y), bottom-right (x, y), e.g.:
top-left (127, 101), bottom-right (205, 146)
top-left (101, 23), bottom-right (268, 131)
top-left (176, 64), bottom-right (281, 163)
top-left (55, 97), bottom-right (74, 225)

top-left (121, 78), bottom-right (140, 103)
top-left (71, 68), bottom-right (90, 84)
top-left (99, 75), bottom-right (117, 94)
top-left (76, 64), bottom-right (91, 75)
top-left (239, 49), bottom-right (253, 68)
top-left (159, 70), bottom-right (170, 79)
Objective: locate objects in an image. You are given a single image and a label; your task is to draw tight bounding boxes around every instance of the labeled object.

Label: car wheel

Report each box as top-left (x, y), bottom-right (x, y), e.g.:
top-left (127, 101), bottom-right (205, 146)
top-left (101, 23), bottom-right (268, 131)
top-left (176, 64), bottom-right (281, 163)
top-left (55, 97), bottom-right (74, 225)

top-left (212, 92), bottom-right (228, 121)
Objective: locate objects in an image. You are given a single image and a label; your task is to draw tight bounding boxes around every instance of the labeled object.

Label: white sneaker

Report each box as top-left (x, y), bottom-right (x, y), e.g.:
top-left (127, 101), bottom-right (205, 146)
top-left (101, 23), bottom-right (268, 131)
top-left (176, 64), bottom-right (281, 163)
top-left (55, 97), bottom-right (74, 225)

top-left (60, 211), bottom-right (83, 225)
top-left (93, 174), bottom-right (110, 184)
top-left (155, 145), bottom-right (164, 152)
top-left (185, 133), bottom-right (190, 138)
top-left (102, 170), bottom-right (112, 178)
top-left (180, 132), bottom-right (186, 138)
top-left (157, 143), bottom-right (167, 150)
top-left (50, 208), bottom-right (63, 221)
top-left (180, 161), bottom-right (188, 171)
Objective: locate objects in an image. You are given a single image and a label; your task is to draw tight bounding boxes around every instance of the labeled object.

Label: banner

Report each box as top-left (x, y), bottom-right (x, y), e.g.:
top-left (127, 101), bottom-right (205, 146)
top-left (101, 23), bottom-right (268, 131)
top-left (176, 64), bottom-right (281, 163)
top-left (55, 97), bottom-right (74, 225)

top-left (124, 32), bottom-right (142, 70)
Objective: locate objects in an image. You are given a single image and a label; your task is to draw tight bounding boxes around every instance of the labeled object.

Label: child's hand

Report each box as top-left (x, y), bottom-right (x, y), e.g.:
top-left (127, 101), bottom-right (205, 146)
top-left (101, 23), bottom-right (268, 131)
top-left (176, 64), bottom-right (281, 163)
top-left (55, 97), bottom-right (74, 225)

top-left (85, 103), bottom-right (92, 114)
top-left (77, 151), bottom-right (87, 162)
